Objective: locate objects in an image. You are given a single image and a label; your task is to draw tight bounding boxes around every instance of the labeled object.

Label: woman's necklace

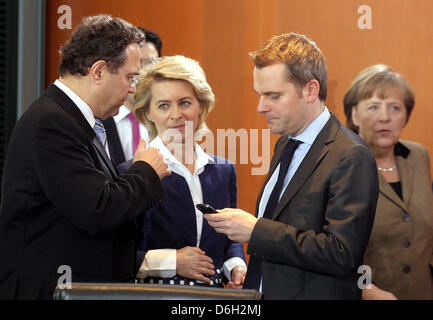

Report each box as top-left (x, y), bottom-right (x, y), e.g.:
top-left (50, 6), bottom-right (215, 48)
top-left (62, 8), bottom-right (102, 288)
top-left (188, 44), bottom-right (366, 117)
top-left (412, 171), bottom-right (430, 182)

top-left (377, 165), bottom-right (396, 172)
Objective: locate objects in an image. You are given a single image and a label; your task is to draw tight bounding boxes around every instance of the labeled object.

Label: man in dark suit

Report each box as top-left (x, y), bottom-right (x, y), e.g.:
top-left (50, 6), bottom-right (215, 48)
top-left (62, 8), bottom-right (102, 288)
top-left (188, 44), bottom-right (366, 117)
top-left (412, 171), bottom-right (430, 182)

top-left (205, 33), bottom-right (379, 299)
top-left (103, 28), bottom-right (162, 166)
top-left (0, 15), bottom-right (170, 299)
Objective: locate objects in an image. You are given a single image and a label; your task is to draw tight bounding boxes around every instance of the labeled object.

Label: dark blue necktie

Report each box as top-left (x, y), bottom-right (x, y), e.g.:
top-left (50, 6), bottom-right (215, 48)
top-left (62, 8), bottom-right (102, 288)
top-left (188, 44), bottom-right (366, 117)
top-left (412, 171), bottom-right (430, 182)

top-left (243, 138), bottom-right (302, 290)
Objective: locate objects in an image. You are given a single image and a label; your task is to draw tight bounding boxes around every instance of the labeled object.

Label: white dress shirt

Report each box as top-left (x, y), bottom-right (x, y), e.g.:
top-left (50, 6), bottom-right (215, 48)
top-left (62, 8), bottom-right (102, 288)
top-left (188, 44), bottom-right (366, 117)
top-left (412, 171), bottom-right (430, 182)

top-left (113, 105), bottom-right (149, 160)
top-left (54, 79), bottom-right (95, 128)
top-left (257, 106), bottom-right (331, 291)
top-left (137, 136), bottom-right (247, 280)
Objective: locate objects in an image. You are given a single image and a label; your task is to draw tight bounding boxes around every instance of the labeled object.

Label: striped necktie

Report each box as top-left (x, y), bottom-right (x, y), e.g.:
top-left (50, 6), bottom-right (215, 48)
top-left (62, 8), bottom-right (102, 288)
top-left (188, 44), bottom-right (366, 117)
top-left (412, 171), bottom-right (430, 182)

top-left (93, 119), bottom-right (111, 159)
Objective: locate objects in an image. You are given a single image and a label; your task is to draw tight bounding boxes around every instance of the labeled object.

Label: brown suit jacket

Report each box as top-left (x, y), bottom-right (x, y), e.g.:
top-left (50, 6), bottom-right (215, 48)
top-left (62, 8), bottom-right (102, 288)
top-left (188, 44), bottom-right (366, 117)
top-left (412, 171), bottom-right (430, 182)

top-left (247, 114), bottom-right (379, 299)
top-left (363, 140), bottom-right (433, 300)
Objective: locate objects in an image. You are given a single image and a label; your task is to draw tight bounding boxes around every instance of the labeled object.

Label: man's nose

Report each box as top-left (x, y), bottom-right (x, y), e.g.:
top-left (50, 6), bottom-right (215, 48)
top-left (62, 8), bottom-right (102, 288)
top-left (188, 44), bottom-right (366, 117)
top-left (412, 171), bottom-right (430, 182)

top-left (257, 96), bottom-right (269, 113)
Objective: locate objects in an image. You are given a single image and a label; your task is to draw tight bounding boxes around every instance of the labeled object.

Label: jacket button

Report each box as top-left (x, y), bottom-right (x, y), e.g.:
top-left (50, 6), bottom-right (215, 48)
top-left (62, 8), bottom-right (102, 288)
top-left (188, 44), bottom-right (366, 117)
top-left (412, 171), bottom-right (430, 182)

top-left (403, 240), bottom-right (411, 248)
top-left (402, 266), bottom-right (411, 273)
top-left (402, 214), bottom-right (410, 222)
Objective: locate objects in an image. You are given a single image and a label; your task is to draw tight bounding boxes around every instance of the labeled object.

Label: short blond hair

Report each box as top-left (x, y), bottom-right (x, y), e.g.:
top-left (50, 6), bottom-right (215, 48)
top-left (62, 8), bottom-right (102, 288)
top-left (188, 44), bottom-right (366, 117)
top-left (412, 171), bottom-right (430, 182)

top-left (343, 64), bottom-right (415, 133)
top-left (249, 32), bottom-right (328, 101)
top-left (134, 55), bottom-right (215, 140)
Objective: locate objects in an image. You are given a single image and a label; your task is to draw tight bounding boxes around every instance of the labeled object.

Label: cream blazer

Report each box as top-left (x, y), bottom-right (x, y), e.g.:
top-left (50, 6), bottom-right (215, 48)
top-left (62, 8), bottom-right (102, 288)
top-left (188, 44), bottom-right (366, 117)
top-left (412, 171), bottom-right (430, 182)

top-left (363, 140), bottom-right (433, 299)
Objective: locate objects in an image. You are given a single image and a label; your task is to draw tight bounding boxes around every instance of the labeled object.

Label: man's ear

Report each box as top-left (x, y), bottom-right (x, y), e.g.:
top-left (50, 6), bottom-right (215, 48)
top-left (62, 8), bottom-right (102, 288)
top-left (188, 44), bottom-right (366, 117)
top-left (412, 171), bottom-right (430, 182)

top-left (303, 79), bottom-right (320, 103)
top-left (89, 60), bottom-right (107, 85)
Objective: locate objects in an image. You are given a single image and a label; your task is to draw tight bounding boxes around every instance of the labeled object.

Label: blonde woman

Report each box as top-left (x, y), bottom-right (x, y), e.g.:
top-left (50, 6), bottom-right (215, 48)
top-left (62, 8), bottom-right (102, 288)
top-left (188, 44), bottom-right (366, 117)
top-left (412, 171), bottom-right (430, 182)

top-left (131, 55), bottom-right (247, 287)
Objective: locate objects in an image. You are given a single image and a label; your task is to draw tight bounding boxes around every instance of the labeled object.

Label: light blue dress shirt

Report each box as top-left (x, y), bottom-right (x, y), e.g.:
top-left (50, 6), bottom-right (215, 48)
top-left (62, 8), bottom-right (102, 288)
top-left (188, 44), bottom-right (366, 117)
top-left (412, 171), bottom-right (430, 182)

top-left (256, 106), bottom-right (331, 292)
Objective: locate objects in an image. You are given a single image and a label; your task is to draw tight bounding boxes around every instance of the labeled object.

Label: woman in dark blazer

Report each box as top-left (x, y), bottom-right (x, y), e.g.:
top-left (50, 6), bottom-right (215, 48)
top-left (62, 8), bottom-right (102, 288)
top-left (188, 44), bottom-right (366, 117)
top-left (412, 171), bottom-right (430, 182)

top-left (132, 55), bottom-right (246, 287)
top-left (344, 64), bottom-right (433, 299)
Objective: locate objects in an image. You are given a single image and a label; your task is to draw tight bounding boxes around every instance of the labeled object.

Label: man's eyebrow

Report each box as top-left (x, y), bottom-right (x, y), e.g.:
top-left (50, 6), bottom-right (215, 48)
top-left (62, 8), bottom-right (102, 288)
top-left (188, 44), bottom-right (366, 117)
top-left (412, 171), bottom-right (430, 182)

top-left (261, 91), bottom-right (281, 96)
top-left (253, 89), bottom-right (280, 95)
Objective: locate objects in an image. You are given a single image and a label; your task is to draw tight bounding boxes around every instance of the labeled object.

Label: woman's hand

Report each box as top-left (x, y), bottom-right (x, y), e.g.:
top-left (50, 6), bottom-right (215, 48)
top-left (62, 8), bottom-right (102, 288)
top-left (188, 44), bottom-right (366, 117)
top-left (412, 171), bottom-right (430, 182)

top-left (176, 246), bottom-right (215, 283)
top-left (362, 283), bottom-right (397, 300)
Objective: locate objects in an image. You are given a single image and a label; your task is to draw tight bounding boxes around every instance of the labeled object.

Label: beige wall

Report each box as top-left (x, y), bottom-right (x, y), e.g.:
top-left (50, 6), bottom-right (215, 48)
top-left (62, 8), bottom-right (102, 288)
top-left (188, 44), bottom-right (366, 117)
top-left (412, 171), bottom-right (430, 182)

top-left (46, 0), bottom-right (433, 231)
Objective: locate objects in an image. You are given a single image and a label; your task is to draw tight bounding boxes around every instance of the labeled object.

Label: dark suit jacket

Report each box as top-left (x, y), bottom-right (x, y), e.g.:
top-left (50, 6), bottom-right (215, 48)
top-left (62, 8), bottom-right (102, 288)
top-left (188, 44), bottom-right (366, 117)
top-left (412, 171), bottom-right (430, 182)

top-left (247, 114), bottom-right (378, 299)
top-left (140, 156), bottom-right (245, 283)
top-left (0, 84), bottom-right (166, 299)
top-left (102, 117), bottom-right (127, 166)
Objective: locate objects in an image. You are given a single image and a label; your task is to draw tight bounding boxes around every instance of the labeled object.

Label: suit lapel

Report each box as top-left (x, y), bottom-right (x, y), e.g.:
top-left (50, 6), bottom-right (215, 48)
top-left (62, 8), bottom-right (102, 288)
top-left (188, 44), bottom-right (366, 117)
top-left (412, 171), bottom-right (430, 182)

top-left (254, 137), bottom-right (287, 216)
top-left (44, 84), bottom-right (95, 139)
top-left (200, 166), bottom-right (218, 244)
top-left (103, 117), bottom-right (127, 165)
top-left (271, 114), bottom-right (338, 220)
top-left (378, 156), bottom-right (412, 213)
top-left (92, 137), bottom-right (118, 177)
top-left (399, 155), bottom-right (414, 206)
top-left (44, 84), bottom-right (118, 177)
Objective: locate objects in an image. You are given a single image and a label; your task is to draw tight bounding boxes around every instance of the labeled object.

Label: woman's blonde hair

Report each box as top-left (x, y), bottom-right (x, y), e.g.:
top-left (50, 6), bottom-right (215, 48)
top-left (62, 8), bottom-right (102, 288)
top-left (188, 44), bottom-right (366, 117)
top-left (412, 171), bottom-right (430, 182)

top-left (134, 55), bottom-right (215, 140)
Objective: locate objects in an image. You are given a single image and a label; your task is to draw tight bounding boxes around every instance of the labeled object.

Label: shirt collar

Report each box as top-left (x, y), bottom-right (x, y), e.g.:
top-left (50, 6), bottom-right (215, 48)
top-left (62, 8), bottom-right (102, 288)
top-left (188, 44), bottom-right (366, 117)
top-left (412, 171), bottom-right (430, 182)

top-left (195, 140), bottom-right (215, 169)
top-left (150, 136), bottom-right (214, 174)
top-left (54, 79), bottom-right (96, 128)
top-left (394, 141), bottom-right (410, 159)
top-left (289, 106), bottom-right (331, 145)
top-left (113, 105), bottom-right (132, 123)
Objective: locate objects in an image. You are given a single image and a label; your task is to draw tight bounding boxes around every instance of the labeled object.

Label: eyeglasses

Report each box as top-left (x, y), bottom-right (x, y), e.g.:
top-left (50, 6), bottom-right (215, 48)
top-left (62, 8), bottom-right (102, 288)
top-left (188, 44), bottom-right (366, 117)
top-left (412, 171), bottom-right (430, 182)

top-left (128, 75), bottom-right (140, 88)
